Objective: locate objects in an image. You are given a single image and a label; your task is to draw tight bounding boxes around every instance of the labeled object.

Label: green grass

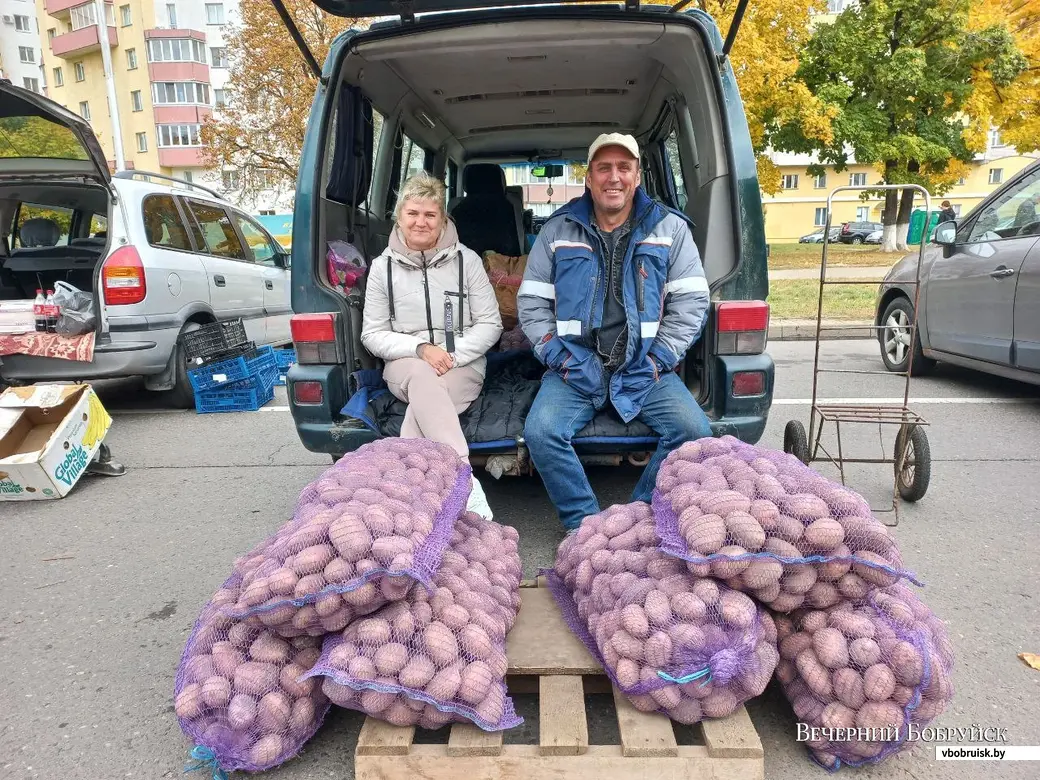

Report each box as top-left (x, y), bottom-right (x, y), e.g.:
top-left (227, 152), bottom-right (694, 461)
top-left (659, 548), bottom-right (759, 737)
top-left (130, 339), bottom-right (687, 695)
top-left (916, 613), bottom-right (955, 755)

top-left (768, 242), bottom-right (900, 270)
top-left (767, 280), bottom-right (878, 321)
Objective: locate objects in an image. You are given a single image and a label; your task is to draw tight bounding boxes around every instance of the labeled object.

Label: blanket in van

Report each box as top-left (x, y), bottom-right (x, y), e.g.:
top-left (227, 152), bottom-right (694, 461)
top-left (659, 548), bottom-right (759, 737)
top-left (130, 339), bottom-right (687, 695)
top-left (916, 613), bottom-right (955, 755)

top-left (341, 350), bottom-right (658, 450)
top-left (0, 332), bottom-right (95, 361)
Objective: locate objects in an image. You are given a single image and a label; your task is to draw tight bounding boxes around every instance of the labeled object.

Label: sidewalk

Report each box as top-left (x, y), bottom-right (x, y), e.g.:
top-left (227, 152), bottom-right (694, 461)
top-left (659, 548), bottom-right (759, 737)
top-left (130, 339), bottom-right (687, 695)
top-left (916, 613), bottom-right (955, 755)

top-left (769, 319), bottom-right (876, 341)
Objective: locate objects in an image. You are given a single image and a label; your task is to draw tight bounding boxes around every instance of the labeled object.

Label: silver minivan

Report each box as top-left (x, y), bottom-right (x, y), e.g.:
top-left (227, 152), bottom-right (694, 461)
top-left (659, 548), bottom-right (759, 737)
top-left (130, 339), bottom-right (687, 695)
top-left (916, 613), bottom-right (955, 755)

top-left (0, 82), bottom-right (292, 405)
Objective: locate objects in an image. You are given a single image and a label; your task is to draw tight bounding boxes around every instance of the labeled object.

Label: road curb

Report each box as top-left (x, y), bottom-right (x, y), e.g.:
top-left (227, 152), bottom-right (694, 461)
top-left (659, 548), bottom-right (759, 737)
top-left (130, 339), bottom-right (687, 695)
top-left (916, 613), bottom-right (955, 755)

top-left (769, 320), bottom-right (876, 341)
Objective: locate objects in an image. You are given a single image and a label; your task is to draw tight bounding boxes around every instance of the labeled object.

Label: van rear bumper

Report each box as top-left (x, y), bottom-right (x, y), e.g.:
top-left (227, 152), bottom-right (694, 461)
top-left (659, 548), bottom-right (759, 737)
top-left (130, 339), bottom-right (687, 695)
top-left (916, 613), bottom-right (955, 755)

top-left (0, 328), bottom-right (178, 381)
top-left (289, 352), bottom-right (776, 457)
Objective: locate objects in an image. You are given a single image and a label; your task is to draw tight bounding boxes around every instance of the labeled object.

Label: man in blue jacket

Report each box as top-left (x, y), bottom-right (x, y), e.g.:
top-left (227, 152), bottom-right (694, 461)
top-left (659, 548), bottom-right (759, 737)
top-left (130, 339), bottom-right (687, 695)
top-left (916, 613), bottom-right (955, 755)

top-left (518, 133), bottom-right (713, 531)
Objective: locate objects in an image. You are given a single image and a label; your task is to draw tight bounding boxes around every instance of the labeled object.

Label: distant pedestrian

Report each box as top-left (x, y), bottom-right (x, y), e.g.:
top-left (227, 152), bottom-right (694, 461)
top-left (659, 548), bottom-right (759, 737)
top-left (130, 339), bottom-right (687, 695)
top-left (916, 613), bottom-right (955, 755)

top-left (939, 201), bottom-right (957, 223)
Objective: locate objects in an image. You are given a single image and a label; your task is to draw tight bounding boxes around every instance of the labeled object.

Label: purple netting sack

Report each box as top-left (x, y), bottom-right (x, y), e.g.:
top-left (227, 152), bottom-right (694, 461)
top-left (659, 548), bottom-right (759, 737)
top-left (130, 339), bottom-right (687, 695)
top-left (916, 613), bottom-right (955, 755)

top-left (774, 582), bottom-right (954, 770)
top-left (174, 577), bottom-right (331, 773)
top-left (222, 439), bottom-right (472, 637)
top-left (548, 501), bottom-right (779, 723)
top-left (303, 511), bottom-right (524, 731)
top-left (652, 435), bottom-right (921, 612)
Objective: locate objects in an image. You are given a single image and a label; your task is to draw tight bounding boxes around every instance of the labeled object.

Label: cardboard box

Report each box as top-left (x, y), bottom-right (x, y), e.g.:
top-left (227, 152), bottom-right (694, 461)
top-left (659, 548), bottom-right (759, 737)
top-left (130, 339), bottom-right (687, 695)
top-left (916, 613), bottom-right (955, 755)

top-left (0, 384), bottom-right (112, 500)
top-left (0, 300), bottom-right (35, 334)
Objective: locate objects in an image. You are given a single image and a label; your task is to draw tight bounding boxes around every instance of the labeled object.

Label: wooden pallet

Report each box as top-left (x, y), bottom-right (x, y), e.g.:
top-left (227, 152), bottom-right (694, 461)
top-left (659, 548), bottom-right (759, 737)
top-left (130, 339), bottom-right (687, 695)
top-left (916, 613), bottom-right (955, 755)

top-left (355, 578), bottom-right (764, 780)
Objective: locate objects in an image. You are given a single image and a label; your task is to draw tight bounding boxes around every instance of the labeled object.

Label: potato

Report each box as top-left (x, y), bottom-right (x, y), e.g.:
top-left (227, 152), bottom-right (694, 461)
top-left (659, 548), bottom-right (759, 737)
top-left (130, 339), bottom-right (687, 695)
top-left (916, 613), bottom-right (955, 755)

top-left (615, 658), bottom-right (641, 689)
top-left (719, 590), bottom-right (756, 629)
top-left (831, 667), bottom-right (866, 710)
top-left (250, 633), bottom-right (291, 665)
top-left (692, 579), bottom-right (720, 606)
top-left (856, 701), bottom-right (904, 731)
top-left (183, 654), bottom-right (216, 685)
top-left (611, 629), bottom-right (645, 662)
top-left (268, 567), bottom-right (300, 596)
top-left (293, 544), bottom-right (336, 576)
top-left (711, 546), bottom-right (750, 579)
top-left (234, 662), bottom-right (279, 696)
top-left (210, 642), bottom-right (244, 678)
top-left (803, 518), bottom-right (844, 550)
top-left (424, 622), bottom-right (460, 667)
top-left (701, 688), bottom-right (739, 718)
top-left (175, 683), bottom-right (204, 719)
top-left (201, 675), bottom-right (233, 708)
top-left (257, 690), bottom-right (293, 731)
top-left (644, 632), bottom-right (674, 668)
top-left (742, 558), bottom-right (783, 589)
top-left (425, 664), bottom-right (462, 700)
top-left (850, 552), bottom-right (900, 587)
top-left (795, 649), bottom-right (832, 699)
top-left (684, 514), bottom-right (727, 555)
top-left (670, 592), bottom-right (706, 622)
top-left (805, 581), bottom-right (841, 609)
top-left (782, 494), bottom-right (830, 520)
top-left (889, 641), bottom-right (924, 686)
top-left (249, 734), bottom-right (284, 767)
top-left (668, 623), bottom-right (706, 653)
top-left (372, 537), bottom-right (413, 567)
top-left (643, 590), bottom-right (673, 627)
top-left (457, 660), bottom-right (494, 705)
top-left (374, 643), bottom-right (410, 676)
top-left (328, 517), bottom-right (373, 562)
top-left (849, 637), bottom-right (882, 668)
top-left (815, 546), bottom-right (852, 581)
top-left (460, 624), bottom-right (495, 661)
top-left (812, 628), bottom-right (849, 669)
top-left (780, 633), bottom-right (813, 662)
top-left (725, 511), bottom-right (766, 550)
top-left (293, 573), bottom-right (326, 600)
top-left (619, 604), bottom-right (650, 639)
top-left (837, 572), bottom-right (872, 600)
top-left (398, 654), bottom-right (436, 688)
top-left (774, 514), bottom-right (804, 544)
top-left (862, 663), bottom-right (897, 702)
top-left (347, 656), bottom-right (376, 681)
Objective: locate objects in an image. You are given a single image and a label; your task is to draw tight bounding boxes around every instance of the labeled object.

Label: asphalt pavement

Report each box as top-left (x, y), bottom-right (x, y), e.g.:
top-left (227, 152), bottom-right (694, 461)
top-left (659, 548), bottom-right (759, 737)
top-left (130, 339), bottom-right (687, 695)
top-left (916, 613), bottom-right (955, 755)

top-left (2, 340), bottom-right (1038, 779)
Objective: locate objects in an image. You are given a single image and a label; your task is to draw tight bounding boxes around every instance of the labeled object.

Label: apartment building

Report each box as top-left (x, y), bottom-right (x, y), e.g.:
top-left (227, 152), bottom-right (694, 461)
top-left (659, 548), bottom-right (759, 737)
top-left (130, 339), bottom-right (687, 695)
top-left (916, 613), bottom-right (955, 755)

top-left (29, 0), bottom-right (291, 213)
top-left (0, 1), bottom-right (47, 92)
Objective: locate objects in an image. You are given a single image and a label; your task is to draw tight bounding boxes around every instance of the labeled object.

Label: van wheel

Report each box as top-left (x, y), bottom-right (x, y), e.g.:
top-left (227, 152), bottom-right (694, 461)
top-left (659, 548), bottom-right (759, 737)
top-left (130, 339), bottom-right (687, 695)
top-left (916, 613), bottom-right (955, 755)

top-left (168, 323), bottom-right (202, 409)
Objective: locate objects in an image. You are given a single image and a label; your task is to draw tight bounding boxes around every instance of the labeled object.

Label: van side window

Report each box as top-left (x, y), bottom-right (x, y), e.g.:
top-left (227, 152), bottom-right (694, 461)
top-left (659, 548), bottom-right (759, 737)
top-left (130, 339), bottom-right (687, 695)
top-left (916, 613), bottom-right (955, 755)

top-left (398, 132), bottom-right (427, 193)
top-left (184, 199), bottom-right (247, 260)
top-left (363, 109), bottom-right (385, 209)
top-left (234, 213), bottom-right (278, 264)
top-left (142, 195), bottom-right (193, 250)
top-left (663, 127), bottom-right (688, 211)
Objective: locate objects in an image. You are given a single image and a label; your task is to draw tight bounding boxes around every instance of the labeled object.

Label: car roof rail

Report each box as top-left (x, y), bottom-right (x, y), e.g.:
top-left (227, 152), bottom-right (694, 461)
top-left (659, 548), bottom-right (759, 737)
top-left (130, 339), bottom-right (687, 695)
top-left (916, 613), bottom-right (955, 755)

top-left (112, 170), bottom-right (223, 200)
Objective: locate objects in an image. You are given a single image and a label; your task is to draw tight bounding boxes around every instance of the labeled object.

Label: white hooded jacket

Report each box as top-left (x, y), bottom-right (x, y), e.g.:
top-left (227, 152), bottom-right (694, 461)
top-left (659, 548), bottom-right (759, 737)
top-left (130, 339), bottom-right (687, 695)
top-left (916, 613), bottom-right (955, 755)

top-left (361, 220), bottom-right (504, 377)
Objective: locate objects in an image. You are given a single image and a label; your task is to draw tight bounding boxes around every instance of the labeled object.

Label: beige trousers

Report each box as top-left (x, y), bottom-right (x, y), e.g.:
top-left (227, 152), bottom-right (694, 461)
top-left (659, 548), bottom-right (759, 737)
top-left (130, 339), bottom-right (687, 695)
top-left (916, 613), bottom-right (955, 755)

top-left (381, 358), bottom-right (483, 458)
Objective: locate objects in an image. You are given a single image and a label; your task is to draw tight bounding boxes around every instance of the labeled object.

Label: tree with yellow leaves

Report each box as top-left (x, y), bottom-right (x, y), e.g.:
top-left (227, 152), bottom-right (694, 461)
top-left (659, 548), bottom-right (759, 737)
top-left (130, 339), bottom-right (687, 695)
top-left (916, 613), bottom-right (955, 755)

top-left (200, 0), bottom-right (365, 202)
top-left (648, 0), bottom-right (837, 193)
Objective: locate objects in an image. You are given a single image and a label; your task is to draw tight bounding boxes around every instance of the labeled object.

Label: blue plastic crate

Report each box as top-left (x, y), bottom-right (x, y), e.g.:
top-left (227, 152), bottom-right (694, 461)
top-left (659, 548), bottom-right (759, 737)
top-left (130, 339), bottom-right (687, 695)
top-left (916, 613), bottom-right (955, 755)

top-left (187, 345), bottom-right (277, 392)
top-left (226, 364), bottom-right (278, 395)
top-left (274, 373), bottom-right (287, 387)
top-left (275, 349), bottom-right (296, 370)
top-left (194, 381), bottom-right (275, 414)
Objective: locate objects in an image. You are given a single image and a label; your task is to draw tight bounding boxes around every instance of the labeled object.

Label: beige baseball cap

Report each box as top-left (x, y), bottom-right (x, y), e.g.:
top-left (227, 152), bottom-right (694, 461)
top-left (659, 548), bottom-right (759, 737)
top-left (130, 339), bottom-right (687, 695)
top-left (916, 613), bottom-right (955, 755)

top-left (588, 132), bottom-right (640, 163)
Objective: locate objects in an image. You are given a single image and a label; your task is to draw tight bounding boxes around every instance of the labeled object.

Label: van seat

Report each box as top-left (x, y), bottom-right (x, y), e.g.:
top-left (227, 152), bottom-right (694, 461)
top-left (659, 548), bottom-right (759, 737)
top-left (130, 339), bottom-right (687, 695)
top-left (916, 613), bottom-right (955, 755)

top-left (450, 164), bottom-right (522, 257)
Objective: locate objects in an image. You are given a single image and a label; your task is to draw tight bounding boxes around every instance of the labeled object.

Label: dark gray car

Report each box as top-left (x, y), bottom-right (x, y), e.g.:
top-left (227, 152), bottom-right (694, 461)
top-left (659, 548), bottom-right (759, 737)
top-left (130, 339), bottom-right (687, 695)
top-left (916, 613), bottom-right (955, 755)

top-left (875, 160), bottom-right (1040, 383)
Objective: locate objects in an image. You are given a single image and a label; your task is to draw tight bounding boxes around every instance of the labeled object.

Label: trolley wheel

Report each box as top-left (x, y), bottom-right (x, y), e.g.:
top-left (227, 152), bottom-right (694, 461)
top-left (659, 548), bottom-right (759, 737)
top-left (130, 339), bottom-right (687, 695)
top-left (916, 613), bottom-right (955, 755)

top-left (895, 424), bottom-right (930, 502)
top-left (784, 420), bottom-right (810, 464)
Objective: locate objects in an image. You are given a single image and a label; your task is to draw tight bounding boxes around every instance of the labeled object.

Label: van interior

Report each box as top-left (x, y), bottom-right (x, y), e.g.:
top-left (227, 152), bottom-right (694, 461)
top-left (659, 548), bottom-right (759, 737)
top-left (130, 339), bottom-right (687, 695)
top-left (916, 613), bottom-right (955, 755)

top-left (0, 183), bottom-right (111, 301)
top-left (313, 13), bottom-right (745, 451)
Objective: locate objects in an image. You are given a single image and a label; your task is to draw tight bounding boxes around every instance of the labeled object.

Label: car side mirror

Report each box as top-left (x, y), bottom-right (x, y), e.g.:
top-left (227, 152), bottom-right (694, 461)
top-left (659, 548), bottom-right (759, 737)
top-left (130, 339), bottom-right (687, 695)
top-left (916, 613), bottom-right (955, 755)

top-left (274, 252), bottom-right (291, 269)
top-left (933, 220), bottom-right (957, 246)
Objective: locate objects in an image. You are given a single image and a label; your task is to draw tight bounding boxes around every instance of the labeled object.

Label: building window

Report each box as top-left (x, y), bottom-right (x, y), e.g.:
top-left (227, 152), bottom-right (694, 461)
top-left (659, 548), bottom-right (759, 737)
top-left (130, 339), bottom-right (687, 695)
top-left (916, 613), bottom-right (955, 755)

top-left (53, 67), bottom-right (64, 87)
top-left (222, 170), bottom-right (241, 190)
top-left (183, 171), bottom-right (194, 183)
top-left (814, 207), bottom-right (827, 226)
top-left (14, 15), bottom-right (32, 31)
top-left (952, 204), bottom-right (962, 216)
top-left (166, 3), bottom-right (177, 27)
top-left (255, 169), bottom-right (280, 190)
top-left (214, 88), bottom-right (226, 108)
top-left (75, 62), bottom-right (86, 81)
top-left (120, 4), bottom-right (131, 25)
top-left (827, 0), bottom-right (844, 11)
top-left (956, 176), bottom-right (966, 186)
top-left (23, 77), bottom-right (40, 93)
top-left (131, 90), bottom-right (143, 112)
top-left (205, 3), bottom-right (225, 24)
top-left (79, 101), bottom-right (91, 121)
top-left (18, 47), bottom-right (35, 64)
top-left (70, 3), bottom-right (115, 32)
top-left (989, 129), bottom-right (1005, 149)
top-left (210, 47), bottom-right (228, 68)
top-left (136, 132), bottom-right (148, 152)
top-left (813, 173), bottom-right (827, 189)
top-left (152, 82), bottom-right (210, 105)
top-left (48, 28), bottom-right (56, 40)
top-left (126, 48), bottom-right (138, 69)
top-left (259, 210), bottom-right (275, 216)
top-left (989, 168), bottom-right (1003, 185)
top-left (781, 174), bottom-right (799, 190)
top-left (157, 124), bottom-right (202, 147)
top-left (148, 38), bottom-right (206, 63)
top-left (850, 173), bottom-right (868, 187)
top-left (856, 206), bottom-right (870, 222)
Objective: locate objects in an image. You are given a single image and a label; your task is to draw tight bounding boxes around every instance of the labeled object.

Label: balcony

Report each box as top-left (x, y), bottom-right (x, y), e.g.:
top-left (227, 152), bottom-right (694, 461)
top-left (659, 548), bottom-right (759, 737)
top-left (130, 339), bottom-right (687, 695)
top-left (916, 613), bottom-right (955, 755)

top-left (45, 0), bottom-right (112, 17)
top-left (154, 106), bottom-right (212, 125)
top-left (51, 25), bottom-right (118, 59)
top-left (149, 62), bottom-right (210, 82)
top-left (158, 147), bottom-right (206, 168)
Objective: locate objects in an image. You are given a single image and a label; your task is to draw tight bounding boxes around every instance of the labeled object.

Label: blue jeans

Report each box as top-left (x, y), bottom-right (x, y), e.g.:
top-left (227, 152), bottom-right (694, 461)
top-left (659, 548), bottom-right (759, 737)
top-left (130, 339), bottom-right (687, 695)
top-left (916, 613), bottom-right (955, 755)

top-left (524, 370), bottom-right (712, 530)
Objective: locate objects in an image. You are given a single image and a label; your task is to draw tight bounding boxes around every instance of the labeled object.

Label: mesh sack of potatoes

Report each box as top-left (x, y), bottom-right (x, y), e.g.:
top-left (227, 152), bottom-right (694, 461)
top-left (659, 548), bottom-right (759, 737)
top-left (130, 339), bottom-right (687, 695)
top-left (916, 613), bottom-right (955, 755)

top-left (302, 511), bottom-right (524, 731)
top-left (652, 435), bottom-right (921, 612)
top-left (174, 577), bottom-right (331, 773)
top-left (547, 501), bottom-right (779, 723)
top-left (774, 581), bottom-right (954, 770)
top-left (221, 438), bottom-right (472, 637)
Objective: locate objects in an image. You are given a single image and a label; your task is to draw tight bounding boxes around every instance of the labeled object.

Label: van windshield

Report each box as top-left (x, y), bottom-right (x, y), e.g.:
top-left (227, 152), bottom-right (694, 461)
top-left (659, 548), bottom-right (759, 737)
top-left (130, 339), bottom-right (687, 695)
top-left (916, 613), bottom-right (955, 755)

top-left (500, 162), bottom-right (586, 218)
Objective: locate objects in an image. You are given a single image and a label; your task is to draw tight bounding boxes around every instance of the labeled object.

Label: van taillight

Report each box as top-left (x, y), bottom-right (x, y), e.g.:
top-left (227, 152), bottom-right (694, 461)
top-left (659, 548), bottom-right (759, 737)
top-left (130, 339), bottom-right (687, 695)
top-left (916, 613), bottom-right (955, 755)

top-left (102, 246), bottom-right (146, 305)
top-left (716, 301), bottom-right (769, 355)
top-left (291, 313), bottom-right (344, 364)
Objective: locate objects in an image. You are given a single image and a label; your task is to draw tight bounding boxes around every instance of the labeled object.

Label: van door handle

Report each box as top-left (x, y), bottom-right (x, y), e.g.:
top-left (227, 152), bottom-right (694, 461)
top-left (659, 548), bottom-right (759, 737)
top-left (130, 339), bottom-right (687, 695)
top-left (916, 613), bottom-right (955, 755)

top-left (214, 275), bottom-right (226, 287)
top-left (990, 267), bottom-right (1015, 278)
top-left (265, 280), bottom-right (274, 290)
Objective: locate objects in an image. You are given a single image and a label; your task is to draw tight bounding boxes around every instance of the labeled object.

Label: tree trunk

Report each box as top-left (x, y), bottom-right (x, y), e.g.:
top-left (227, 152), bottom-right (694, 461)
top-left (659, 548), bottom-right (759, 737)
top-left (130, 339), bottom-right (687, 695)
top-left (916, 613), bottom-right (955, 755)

top-left (895, 187), bottom-right (915, 252)
top-left (881, 189), bottom-right (901, 253)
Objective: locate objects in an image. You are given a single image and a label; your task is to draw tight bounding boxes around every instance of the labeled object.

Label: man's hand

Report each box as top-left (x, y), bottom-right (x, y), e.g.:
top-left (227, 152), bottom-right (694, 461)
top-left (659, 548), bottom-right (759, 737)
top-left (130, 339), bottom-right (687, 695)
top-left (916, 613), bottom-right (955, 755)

top-left (418, 343), bottom-right (454, 376)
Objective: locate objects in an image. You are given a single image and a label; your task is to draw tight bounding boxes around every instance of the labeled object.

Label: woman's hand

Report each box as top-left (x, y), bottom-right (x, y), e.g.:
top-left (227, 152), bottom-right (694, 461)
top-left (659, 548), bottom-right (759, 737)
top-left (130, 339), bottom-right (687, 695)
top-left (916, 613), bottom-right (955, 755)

top-left (418, 343), bottom-right (455, 375)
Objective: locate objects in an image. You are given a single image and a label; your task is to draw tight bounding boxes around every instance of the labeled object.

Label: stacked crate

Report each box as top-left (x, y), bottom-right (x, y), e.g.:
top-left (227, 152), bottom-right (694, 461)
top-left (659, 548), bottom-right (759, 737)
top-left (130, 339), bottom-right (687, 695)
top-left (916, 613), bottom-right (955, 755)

top-left (183, 320), bottom-right (278, 413)
top-left (274, 348), bottom-right (296, 387)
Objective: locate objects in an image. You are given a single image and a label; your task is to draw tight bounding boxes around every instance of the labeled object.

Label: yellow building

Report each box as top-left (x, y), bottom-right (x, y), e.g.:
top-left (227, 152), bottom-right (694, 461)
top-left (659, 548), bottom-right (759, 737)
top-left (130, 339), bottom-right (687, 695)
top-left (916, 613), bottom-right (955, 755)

top-left (33, 0), bottom-right (214, 178)
top-left (762, 147), bottom-right (1040, 242)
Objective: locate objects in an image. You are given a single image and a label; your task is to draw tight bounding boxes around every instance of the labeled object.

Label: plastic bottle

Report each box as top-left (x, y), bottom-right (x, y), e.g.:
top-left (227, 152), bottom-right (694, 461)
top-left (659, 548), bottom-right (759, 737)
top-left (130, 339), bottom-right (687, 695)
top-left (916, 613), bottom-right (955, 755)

top-left (34, 289), bottom-right (46, 332)
top-left (45, 289), bottom-right (57, 333)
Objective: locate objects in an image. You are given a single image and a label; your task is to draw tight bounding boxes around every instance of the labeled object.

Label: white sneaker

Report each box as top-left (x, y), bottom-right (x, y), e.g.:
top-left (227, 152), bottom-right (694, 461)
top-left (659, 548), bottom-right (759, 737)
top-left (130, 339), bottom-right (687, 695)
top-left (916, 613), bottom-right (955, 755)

top-left (466, 474), bottom-right (494, 521)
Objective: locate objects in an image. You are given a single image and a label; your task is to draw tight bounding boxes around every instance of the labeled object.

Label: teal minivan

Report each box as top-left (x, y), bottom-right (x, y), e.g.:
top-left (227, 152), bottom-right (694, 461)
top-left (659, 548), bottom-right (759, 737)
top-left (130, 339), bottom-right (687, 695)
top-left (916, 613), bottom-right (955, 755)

top-left (281, 0), bottom-right (774, 466)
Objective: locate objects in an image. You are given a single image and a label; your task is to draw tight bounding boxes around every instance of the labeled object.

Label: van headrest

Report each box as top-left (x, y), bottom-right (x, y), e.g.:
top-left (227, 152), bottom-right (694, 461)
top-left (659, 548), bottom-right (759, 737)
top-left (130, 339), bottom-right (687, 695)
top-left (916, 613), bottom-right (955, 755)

top-left (20, 218), bottom-right (61, 248)
top-left (464, 164), bottom-right (506, 196)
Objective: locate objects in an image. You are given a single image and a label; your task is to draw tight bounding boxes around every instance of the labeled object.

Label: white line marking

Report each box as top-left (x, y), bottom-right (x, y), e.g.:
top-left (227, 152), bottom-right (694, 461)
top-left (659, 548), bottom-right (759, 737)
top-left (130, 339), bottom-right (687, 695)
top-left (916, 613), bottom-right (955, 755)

top-left (260, 406), bottom-right (291, 412)
top-left (772, 397), bottom-right (1036, 405)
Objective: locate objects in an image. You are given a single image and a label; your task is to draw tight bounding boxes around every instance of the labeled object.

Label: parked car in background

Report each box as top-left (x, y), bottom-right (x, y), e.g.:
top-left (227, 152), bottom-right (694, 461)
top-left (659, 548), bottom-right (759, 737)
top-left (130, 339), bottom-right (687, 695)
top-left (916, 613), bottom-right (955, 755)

top-left (799, 227), bottom-right (841, 244)
top-left (0, 82), bottom-right (292, 407)
top-left (875, 160), bottom-right (1040, 384)
top-left (865, 229), bottom-right (883, 244)
top-left (839, 221), bottom-right (884, 244)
